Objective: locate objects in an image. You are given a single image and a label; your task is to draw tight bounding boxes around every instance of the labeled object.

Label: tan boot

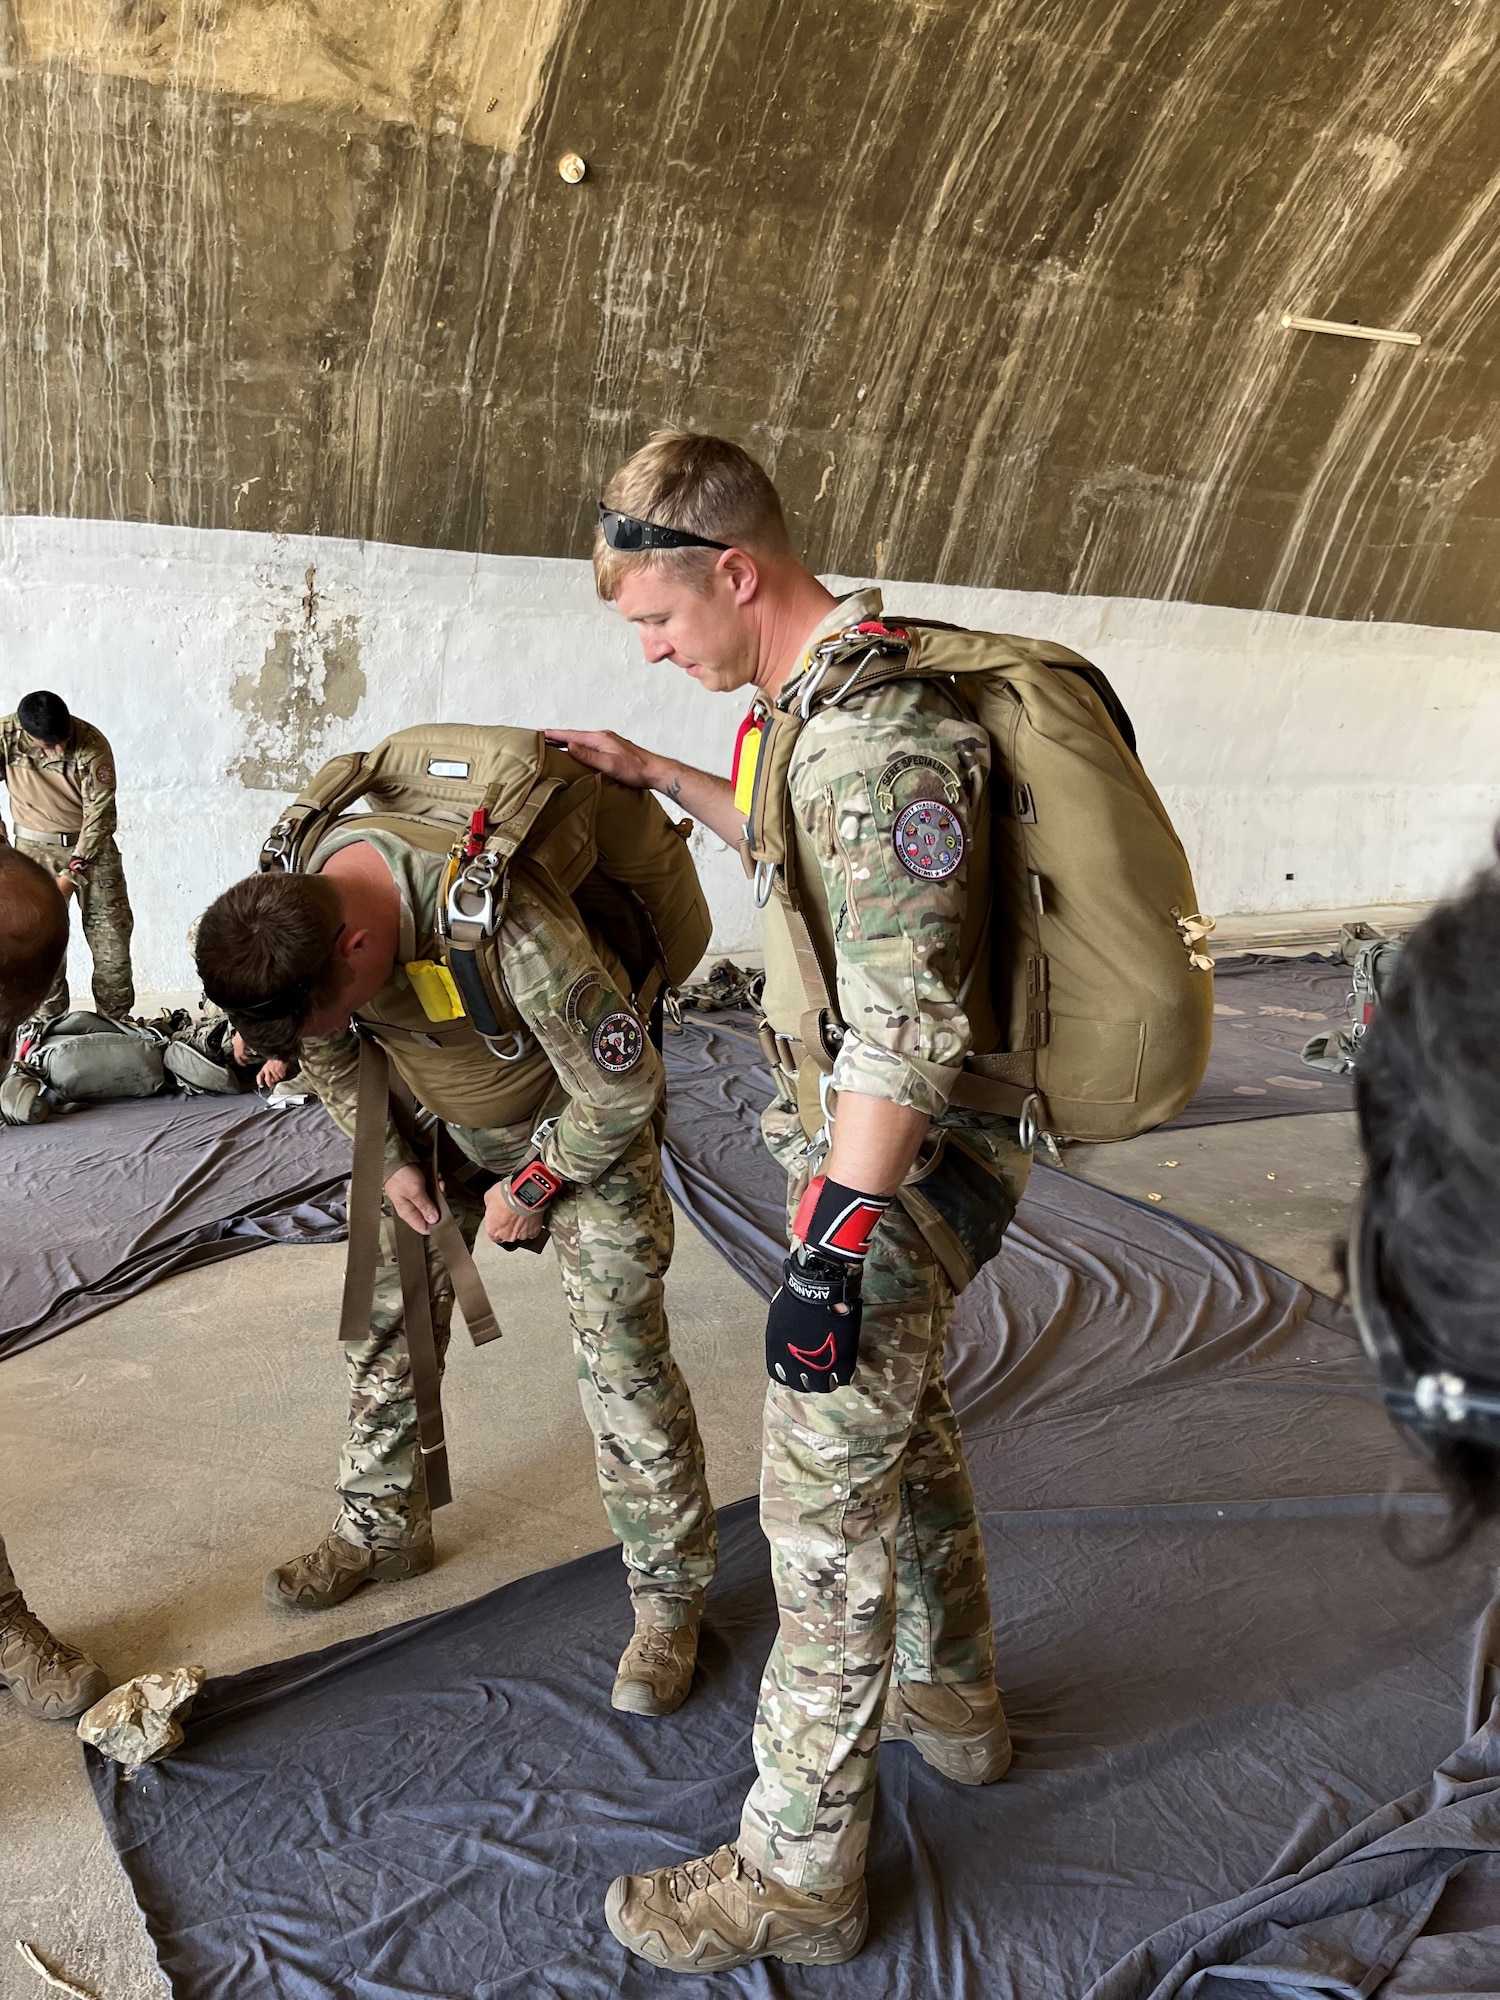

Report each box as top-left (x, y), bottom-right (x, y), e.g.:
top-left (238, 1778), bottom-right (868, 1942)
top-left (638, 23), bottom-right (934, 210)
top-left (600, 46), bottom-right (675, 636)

top-left (264, 1526), bottom-right (434, 1611)
top-left (880, 1676), bottom-right (1012, 1784)
top-left (605, 1843), bottom-right (867, 1971)
top-left (0, 1588), bottom-right (110, 1722)
top-left (612, 1608), bottom-right (701, 1716)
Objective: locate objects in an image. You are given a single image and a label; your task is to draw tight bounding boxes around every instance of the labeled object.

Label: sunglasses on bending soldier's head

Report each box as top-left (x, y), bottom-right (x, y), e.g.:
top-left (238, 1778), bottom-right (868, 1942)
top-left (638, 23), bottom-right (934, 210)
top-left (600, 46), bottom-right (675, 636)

top-left (597, 506), bottom-right (730, 553)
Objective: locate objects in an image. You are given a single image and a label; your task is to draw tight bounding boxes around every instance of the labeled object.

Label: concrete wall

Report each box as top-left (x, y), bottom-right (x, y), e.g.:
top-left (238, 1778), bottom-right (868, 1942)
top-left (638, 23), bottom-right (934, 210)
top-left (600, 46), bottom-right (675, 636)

top-left (3, 0), bottom-right (1500, 629)
top-left (2, 516), bottom-right (1495, 1002)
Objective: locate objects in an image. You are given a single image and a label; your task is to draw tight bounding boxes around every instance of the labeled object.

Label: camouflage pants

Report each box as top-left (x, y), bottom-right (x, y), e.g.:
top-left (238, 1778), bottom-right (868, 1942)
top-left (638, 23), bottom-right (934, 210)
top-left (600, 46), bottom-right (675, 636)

top-left (337, 1126), bottom-right (717, 1625)
top-left (17, 836), bottom-right (134, 1022)
top-left (737, 1098), bottom-right (1030, 1892)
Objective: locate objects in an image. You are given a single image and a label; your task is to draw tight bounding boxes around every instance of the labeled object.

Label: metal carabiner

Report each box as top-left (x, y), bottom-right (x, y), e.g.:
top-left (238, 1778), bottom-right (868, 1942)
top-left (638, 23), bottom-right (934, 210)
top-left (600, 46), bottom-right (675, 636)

top-left (1018, 1091), bottom-right (1042, 1152)
top-left (753, 859), bottom-right (778, 909)
top-left (482, 1030), bottom-right (528, 1063)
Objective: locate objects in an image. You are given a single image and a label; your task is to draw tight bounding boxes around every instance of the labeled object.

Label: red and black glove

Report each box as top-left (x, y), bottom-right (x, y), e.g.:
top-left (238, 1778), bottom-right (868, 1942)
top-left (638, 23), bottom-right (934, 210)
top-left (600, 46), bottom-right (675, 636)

top-left (765, 1177), bottom-right (890, 1394)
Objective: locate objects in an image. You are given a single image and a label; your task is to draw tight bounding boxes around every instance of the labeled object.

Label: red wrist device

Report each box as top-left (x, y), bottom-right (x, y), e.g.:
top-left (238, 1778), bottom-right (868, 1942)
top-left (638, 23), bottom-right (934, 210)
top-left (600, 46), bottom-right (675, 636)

top-left (508, 1157), bottom-right (563, 1211)
top-left (791, 1175), bottom-right (890, 1262)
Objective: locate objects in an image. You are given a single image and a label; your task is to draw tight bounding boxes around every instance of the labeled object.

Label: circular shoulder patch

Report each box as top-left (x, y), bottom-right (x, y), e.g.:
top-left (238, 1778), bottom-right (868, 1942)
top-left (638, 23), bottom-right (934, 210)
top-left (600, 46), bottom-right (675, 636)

top-left (591, 1010), bottom-right (645, 1074)
top-left (94, 764), bottom-right (115, 788)
top-left (893, 799), bottom-right (965, 880)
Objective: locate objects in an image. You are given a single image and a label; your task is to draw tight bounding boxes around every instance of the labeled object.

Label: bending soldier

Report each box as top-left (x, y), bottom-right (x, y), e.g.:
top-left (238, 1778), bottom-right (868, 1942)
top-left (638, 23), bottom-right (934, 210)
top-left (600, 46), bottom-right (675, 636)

top-left (0, 845), bottom-right (112, 1722)
top-left (554, 432), bottom-right (1032, 1970)
top-left (0, 690), bottom-right (134, 1029)
top-left (194, 756), bottom-right (719, 1716)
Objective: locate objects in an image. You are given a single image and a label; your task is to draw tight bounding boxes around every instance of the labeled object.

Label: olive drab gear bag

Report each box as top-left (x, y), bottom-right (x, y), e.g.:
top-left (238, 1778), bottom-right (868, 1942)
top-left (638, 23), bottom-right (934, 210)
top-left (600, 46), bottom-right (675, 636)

top-left (260, 723), bottom-right (711, 1050)
top-left (0, 1011), bottom-right (167, 1125)
top-left (256, 723), bottom-right (711, 1512)
top-left (744, 618), bottom-right (1214, 1146)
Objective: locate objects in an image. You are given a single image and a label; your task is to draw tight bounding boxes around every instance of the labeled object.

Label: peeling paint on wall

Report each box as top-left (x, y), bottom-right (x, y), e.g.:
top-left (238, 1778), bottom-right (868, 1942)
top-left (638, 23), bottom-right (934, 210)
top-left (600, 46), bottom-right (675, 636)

top-left (0, 1), bottom-right (1498, 628)
top-left (230, 563), bottom-right (365, 789)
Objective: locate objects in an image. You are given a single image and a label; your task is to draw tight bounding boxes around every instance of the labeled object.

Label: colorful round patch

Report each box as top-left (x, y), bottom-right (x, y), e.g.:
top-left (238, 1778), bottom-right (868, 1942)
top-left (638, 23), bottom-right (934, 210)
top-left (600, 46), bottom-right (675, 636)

top-left (591, 1010), bottom-right (645, 1074)
top-left (893, 799), bottom-right (965, 880)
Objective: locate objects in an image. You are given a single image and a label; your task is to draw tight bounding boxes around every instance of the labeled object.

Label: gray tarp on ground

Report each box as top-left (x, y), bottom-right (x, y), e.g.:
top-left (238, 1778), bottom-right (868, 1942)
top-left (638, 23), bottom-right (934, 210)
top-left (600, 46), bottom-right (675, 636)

top-left (86, 1051), bottom-right (1500, 1997)
top-left (1178, 953), bottom-right (1356, 1127)
top-left (0, 1094), bottom-right (349, 1361)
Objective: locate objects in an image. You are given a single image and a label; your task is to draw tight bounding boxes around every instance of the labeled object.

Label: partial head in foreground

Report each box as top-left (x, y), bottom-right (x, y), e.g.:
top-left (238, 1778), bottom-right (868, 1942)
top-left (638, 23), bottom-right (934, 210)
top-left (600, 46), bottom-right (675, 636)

top-left (594, 429), bottom-right (827, 696)
top-left (0, 845), bottom-right (70, 1056)
top-left (1352, 835), bottom-right (1500, 1549)
top-left (15, 690), bottom-right (72, 748)
top-left (194, 872), bottom-right (347, 1059)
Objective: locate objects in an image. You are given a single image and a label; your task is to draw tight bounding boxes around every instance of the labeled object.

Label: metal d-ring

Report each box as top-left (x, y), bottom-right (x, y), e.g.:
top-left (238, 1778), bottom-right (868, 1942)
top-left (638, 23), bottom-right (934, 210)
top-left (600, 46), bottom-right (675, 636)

top-left (1018, 1092), bottom-right (1041, 1151)
top-left (754, 859), bottom-right (778, 908)
top-left (482, 1030), bottom-right (528, 1063)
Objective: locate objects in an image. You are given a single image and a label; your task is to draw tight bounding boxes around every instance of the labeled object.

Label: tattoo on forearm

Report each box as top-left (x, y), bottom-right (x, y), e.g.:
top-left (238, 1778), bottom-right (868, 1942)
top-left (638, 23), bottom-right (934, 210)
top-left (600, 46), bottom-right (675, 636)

top-left (667, 774), bottom-right (684, 803)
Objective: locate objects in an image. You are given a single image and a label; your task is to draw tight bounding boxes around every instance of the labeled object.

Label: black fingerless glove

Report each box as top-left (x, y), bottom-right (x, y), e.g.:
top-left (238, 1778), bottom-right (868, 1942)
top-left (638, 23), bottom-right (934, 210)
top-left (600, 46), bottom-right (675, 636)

top-left (765, 1175), bottom-right (891, 1394)
top-left (766, 1248), bottom-right (864, 1392)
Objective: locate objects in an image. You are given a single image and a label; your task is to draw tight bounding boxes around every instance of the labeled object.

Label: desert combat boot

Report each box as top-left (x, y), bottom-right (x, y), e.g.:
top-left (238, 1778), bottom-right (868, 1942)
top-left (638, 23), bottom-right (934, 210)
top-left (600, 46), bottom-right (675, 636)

top-left (606, 1843), bottom-right (868, 1972)
top-left (0, 1584), bottom-right (110, 1722)
top-left (880, 1675), bottom-right (1012, 1784)
top-left (264, 1524), bottom-right (435, 1611)
top-left (612, 1604), bottom-right (701, 1715)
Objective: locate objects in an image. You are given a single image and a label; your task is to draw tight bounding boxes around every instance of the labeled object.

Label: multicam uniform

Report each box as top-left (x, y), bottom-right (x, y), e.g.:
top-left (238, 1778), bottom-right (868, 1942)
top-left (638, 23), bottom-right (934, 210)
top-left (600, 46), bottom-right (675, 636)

top-left (297, 825), bottom-right (716, 1627)
top-left (740, 589), bottom-right (1031, 1892)
top-left (0, 715), bottom-right (134, 1022)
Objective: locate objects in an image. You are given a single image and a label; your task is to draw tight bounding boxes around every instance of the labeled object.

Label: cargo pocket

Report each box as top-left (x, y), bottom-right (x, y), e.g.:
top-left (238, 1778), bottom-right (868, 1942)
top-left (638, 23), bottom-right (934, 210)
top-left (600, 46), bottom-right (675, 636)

top-left (1041, 1016), bottom-right (1145, 1104)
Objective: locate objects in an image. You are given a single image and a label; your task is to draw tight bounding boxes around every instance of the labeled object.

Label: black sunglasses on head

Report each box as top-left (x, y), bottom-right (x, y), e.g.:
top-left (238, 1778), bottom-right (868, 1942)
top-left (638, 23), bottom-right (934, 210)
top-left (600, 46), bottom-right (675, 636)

top-left (598, 505), bottom-right (729, 553)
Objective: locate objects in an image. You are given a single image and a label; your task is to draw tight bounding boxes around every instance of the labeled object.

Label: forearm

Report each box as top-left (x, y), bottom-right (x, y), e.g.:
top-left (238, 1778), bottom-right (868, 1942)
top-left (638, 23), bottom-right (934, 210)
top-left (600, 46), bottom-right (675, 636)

top-left (824, 1091), bottom-right (930, 1197)
top-left (649, 757), bottom-right (742, 847)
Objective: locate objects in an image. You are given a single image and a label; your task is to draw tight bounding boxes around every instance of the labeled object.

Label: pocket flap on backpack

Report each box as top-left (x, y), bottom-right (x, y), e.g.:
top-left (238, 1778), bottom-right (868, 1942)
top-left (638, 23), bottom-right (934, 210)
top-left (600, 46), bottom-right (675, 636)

top-left (1040, 1016), bottom-right (1145, 1104)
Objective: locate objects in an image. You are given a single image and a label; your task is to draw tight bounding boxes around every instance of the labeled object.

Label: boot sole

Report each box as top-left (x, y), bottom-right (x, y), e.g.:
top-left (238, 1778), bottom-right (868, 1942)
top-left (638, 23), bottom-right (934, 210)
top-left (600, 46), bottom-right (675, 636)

top-left (604, 1882), bottom-right (868, 1971)
top-left (263, 1545), bottom-right (434, 1612)
top-left (881, 1715), bottom-right (1013, 1786)
top-left (1, 1667), bottom-right (110, 1722)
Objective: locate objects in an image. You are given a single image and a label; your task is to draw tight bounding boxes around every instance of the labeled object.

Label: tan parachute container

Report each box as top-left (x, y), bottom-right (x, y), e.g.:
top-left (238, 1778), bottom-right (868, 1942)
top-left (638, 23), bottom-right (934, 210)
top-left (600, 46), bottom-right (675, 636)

top-left (260, 723), bottom-right (712, 1048)
top-left (745, 619), bottom-right (1214, 1144)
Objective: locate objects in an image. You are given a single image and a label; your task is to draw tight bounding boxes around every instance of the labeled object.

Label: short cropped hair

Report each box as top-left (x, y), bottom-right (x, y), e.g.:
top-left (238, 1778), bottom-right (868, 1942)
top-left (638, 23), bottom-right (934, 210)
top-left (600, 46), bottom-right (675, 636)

top-left (1355, 836), bottom-right (1500, 1545)
top-left (594, 429), bottom-right (792, 601)
top-left (16, 691), bottom-right (71, 745)
top-left (0, 845), bottom-right (70, 1048)
top-left (194, 872), bottom-right (346, 1058)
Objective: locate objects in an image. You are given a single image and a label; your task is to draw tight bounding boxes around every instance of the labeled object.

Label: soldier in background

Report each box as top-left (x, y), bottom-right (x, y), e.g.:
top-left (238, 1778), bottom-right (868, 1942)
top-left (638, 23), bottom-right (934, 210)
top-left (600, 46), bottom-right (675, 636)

top-left (0, 845), bottom-right (111, 1721)
top-left (0, 690), bottom-right (135, 1031)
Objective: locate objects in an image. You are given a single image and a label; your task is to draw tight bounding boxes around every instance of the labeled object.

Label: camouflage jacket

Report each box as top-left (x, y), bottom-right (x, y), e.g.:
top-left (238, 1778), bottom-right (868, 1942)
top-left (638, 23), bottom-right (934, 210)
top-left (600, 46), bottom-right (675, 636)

top-left (0, 715), bottom-right (119, 864)
top-left (761, 588), bottom-right (993, 1122)
top-left (297, 826), bottom-right (664, 1186)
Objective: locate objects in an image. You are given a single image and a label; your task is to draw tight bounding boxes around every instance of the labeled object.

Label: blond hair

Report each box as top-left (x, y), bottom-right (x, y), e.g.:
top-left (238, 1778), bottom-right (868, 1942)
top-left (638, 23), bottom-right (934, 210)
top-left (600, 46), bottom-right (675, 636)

top-left (594, 429), bottom-right (791, 600)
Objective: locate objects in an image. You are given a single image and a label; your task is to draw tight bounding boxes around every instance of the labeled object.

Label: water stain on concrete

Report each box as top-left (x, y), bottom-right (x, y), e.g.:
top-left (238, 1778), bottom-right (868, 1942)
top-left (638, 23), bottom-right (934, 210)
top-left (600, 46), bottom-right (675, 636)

top-left (232, 568), bottom-right (365, 790)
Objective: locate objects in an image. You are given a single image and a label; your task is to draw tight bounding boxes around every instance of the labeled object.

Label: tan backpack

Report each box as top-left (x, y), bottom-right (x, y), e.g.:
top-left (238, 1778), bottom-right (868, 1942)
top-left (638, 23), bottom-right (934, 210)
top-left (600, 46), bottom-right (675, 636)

top-left (261, 723), bottom-right (712, 1045)
top-left (746, 619), bottom-right (1214, 1144)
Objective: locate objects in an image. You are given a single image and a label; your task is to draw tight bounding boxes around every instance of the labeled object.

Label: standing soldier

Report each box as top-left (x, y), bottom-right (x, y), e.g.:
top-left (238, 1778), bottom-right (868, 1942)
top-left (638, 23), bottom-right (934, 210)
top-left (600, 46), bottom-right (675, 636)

top-left (0, 844), bottom-right (111, 1721)
top-left (192, 731), bottom-right (720, 1717)
top-left (0, 690), bottom-right (134, 1029)
top-left (553, 432), bottom-right (1032, 1971)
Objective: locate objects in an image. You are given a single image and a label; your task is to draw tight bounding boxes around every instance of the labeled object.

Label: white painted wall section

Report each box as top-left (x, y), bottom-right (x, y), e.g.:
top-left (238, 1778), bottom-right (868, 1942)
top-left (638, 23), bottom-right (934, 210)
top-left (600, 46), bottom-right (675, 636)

top-left (0, 517), bottom-right (1496, 1000)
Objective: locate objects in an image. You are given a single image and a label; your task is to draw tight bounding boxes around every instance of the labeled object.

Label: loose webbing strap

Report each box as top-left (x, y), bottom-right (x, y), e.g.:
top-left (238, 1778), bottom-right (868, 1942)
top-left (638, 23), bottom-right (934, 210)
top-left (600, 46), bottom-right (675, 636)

top-left (339, 1034), bottom-right (454, 1510)
top-left (384, 1065), bottom-right (502, 1349)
